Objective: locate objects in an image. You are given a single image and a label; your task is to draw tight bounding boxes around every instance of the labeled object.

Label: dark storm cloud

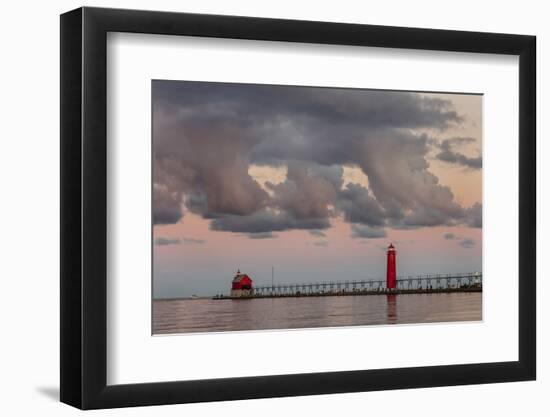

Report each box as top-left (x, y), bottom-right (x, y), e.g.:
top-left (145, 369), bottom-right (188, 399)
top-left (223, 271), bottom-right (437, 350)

top-left (153, 80), bottom-right (479, 233)
top-left (210, 209), bottom-right (330, 233)
top-left (155, 237), bottom-right (181, 246)
top-left (153, 184), bottom-right (184, 225)
top-left (153, 81), bottom-right (462, 134)
top-left (247, 232), bottom-right (277, 239)
top-left (464, 202), bottom-right (482, 228)
top-left (435, 137), bottom-right (482, 169)
top-left (337, 183), bottom-right (386, 226)
top-left (153, 205), bottom-right (183, 225)
top-left (152, 95), bottom-right (269, 224)
top-left (350, 224), bottom-right (387, 239)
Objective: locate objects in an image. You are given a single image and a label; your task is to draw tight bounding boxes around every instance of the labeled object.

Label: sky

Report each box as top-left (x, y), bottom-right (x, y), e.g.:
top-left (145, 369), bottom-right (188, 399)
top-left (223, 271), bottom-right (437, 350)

top-left (152, 80), bottom-right (482, 298)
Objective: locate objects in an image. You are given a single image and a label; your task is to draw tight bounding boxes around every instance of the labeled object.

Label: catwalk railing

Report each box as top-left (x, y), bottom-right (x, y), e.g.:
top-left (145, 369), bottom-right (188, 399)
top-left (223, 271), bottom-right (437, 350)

top-left (219, 272), bottom-right (482, 298)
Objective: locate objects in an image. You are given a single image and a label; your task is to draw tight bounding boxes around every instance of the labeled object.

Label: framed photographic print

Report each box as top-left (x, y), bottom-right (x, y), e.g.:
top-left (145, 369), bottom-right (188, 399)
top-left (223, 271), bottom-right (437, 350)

top-left (60, 6), bottom-right (536, 409)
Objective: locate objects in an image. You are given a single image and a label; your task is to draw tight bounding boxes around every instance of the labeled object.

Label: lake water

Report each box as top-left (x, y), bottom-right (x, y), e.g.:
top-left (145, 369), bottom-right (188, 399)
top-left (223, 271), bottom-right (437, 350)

top-left (153, 292), bottom-right (481, 334)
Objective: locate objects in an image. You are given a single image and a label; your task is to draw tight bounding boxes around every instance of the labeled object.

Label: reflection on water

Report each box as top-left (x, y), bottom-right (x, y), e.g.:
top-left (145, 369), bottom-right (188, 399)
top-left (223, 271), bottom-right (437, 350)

top-left (153, 292), bottom-right (482, 335)
top-left (386, 294), bottom-right (397, 324)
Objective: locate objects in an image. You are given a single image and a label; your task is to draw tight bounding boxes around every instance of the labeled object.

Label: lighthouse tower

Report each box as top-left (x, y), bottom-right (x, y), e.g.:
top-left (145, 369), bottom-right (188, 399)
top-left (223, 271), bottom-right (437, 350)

top-left (386, 243), bottom-right (397, 289)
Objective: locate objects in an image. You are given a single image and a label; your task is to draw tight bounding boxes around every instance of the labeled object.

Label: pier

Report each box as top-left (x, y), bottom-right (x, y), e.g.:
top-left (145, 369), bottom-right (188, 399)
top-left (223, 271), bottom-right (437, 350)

top-left (216, 244), bottom-right (482, 300)
top-left (214, 272), bottom-right (482, 299)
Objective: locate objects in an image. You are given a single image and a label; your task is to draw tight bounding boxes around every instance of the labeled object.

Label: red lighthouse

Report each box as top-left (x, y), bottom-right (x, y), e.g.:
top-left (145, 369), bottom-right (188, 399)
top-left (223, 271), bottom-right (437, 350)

top-left (230, 269), bottom-right (254, 297)
top-left (386, 243), bottom-right (397, 289)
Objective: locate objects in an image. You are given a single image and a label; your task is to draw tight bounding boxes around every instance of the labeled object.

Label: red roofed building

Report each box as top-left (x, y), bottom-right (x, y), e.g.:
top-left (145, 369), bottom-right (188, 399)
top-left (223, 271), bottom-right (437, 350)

top-left (230, 270), bottom-right (254, 297)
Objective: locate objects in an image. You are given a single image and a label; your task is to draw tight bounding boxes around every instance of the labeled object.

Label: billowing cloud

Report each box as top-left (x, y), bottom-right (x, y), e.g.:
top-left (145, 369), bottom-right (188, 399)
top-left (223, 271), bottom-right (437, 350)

top-left (266, 162), bottom-right (341, 221)
top-left (337, 183), bottom-right (385, 226)
top-left (435, 137), bottom-right (482, 169)
top-left (464, 202), bottom-right (482, 228)
top-left (399, 206), bottom-right (461, 228)
top-left (153, 97), bottom-right (269, 224)
top-left (153, 81), bottom-right (481, 234)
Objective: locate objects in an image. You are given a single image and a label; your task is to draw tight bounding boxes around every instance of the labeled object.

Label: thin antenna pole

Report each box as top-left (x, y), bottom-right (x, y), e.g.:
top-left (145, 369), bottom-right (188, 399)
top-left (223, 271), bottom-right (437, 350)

top-left (272, 266), bottom-right (274, 288)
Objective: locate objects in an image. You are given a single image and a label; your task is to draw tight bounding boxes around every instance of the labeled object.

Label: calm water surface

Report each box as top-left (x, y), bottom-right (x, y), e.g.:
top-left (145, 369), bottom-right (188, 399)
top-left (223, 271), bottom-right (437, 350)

top-left (153, 293), bottom-right (481, 334)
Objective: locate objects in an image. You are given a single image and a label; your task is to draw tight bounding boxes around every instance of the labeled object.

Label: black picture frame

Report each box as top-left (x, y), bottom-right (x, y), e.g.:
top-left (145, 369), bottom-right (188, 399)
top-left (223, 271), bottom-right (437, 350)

top-left (60, 6), bottom-right (536, 410)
